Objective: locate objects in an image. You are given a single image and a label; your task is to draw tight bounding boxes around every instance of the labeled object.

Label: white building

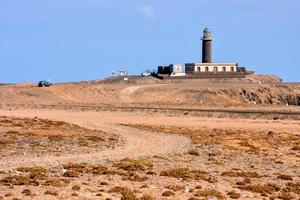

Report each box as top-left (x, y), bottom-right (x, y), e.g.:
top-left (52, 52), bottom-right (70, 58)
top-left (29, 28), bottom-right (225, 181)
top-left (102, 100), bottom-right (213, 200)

top-left (185, 63), bottom-right (238, 74)
top-left (194, 63), bottom-right (237, 73)
top-left (170, 64), bottom-right (186, 76)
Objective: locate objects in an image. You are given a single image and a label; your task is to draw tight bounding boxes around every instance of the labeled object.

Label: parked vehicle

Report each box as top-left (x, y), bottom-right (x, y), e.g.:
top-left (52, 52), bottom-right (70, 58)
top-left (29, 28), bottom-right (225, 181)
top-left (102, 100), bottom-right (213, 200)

top-left (38, 81), bottom-right (53, 87)
top-left (141, 70), bottom-right (151, 77)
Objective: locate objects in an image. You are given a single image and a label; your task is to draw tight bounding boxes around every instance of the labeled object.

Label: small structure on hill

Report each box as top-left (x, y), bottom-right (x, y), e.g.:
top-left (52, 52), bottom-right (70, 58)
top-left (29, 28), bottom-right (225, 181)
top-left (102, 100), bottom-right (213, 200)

top-left (119, 70), bottom-right (126, 76)
top-left (156, 28), bottom-right (253, 79)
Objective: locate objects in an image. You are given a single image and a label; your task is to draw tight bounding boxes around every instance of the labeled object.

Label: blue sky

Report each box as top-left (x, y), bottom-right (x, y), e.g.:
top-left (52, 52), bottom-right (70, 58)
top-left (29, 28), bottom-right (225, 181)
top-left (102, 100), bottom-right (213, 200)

top-left (0, 0), bottom-right (299, 83)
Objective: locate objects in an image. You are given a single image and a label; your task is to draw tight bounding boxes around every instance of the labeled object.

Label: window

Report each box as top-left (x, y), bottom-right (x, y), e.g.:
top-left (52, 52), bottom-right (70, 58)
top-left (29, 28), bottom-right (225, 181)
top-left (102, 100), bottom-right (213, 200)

top-left (197, 67), bottom-right (201, 72)
top-left (222, 67), bottom-right (226, 72)
top-left (213, 67), bottom-right (218, 73)
top-left (230, 67), bottom-right (234, 72)
top-left (205, 67), bottom-right (209, 72)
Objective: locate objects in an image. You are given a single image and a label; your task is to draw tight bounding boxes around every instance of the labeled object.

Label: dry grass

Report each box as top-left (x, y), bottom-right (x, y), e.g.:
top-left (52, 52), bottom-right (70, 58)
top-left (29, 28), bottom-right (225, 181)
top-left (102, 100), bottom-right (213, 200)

top-left (0, 116), bottom-right (119, 157)
top-left (160, 168), bottom-right (208, 181)
top-left (121, 124), bottom-right (299, 157)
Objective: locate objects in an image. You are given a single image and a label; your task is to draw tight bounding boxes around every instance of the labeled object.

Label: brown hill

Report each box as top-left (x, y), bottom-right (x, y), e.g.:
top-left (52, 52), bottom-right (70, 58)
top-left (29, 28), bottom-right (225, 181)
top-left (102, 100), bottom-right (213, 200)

top-left (0, 74), bottom-right (299, 109)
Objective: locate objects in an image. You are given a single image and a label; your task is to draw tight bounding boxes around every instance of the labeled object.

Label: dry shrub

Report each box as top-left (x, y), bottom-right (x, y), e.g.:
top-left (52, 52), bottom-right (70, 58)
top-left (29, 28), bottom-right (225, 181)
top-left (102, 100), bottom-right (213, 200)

top-left (227, 191), bottom-right (241, 199)
top-left (62, 163), bottom-right (108, 176)
top-left (5, 130), bottom-right (20, 135)
top-left (96, 193), bottom-right (102, 196)
top-left (277, 174), bottom-right (293, 181)
top-left (237, 183), bottom-right (280, 196)
top-left (160, 168), bottom-right (208, 181)
top-left (21, 189), bottom-right (32, 196)
top-left (188, 149), bottom-right (200, 156)
top-left (194, 189), bottom-right (225, 200)
top-left (63, 163), bottom-right (88, 173)
top-left (0, 139), bottom-right (14, 147)
top-left (48, 135), bottom-right (64, 142)
top-left (100, 181), bottom-right (108, 185)
top-left (282, 182), bottom-right (300, 195)
top-left (91, 165), bottom-right (109, 175)
top-left (291, 146), bottom-right (300, 151)
top-left (105, 170), bottom-right (128, 176)
top-left (236, 178), bottom-right (252, 186)
top-left (122, 173), bottom-right (148, 182)
top-left (1, 166), bottom-right (70, 187)
top-left (238, 140), bottom-right (260, 154)
top-left (276, 192), bottom-right (294, 200)
top-left (153, 155), bottom-right (168, 160)
top-left (78, 139), bottom-right (89, 146)
top-left (165, 185), bottom-right (184, 192)
top-left (44, 190), bottom-right (58, 196)
top-left (43, 178), bottom-right (68, 187)
top-left (221, 170), bottom-right (260, 178)
top-left (0, 116), bottom-right (115, 157)
top-left (162, 190), bottom-right (175, 197)
top-left (146, 171), bottom-right (156, 175)
top-left (114, 158), bottom-right (153, 172)
top-left (71, 193), bottom-right (79, 196)
top-left (1, 166), bottom-right (69, 187)
top-left (4, 193), bottom-right (13, 197)
top-left (16, 166), bottom-right (47, 174)
top-left (0, 175), bottom-right (39, 186)
top-left (63, 170), bottom-right (79, 178)
top-left (121, 124), bottom-right (236, 145)
top-left (140, 184), bottom-right (149, 189)
top-left (85, 135), bottom-right (104, 142)
top-left (140, 194), bottom-right (155, 200)
top-left (109, 186), bottom-right (138, 200)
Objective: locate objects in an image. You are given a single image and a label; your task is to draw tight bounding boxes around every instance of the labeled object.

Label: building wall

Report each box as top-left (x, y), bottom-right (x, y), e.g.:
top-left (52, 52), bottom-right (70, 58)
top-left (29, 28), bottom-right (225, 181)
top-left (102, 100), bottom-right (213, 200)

top-left (170, 64), bottom-right (185, 73)
top-left (193, 63), bottom-right (237, 73)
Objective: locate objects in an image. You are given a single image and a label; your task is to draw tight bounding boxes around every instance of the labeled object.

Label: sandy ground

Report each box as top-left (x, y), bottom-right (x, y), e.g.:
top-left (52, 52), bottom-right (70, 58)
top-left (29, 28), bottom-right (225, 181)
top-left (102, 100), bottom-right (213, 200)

top-left (0, 108), bottom-right (299, 199)
top-left (0, 109), bottom-right (190, 171)
top-left (0, 78), bottom-right (299, 199)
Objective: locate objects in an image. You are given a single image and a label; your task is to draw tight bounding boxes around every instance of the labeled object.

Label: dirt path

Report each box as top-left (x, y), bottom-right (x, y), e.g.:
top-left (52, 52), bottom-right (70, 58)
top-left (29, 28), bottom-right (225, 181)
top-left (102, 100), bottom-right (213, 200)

top-left (120, 84), bottom-right (165, 102)
top-left (0, 109), bottom-right (190, 170)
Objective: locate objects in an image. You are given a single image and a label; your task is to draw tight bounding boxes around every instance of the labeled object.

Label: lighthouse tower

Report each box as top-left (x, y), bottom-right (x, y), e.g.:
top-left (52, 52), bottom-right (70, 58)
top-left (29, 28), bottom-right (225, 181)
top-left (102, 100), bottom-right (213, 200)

top-left (202, 27), bottom-right (212, 63)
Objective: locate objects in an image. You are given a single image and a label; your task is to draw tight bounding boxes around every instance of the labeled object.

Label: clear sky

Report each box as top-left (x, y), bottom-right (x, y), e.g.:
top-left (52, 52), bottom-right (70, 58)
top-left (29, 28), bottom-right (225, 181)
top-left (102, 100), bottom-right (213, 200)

top-left (0, 0), bottom-right (299, 83)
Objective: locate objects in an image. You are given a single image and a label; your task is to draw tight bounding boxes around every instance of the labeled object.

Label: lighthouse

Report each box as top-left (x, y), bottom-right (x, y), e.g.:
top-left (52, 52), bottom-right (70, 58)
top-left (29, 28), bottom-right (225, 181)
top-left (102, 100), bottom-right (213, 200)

top-left (202, 27), bottom-right (212, 63)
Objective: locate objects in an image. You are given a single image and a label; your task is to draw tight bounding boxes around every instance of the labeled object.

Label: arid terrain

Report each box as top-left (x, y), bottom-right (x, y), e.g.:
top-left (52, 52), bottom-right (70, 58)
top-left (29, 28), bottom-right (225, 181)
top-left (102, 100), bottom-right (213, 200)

top-left (0, 74), bottom-right (299, 200)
